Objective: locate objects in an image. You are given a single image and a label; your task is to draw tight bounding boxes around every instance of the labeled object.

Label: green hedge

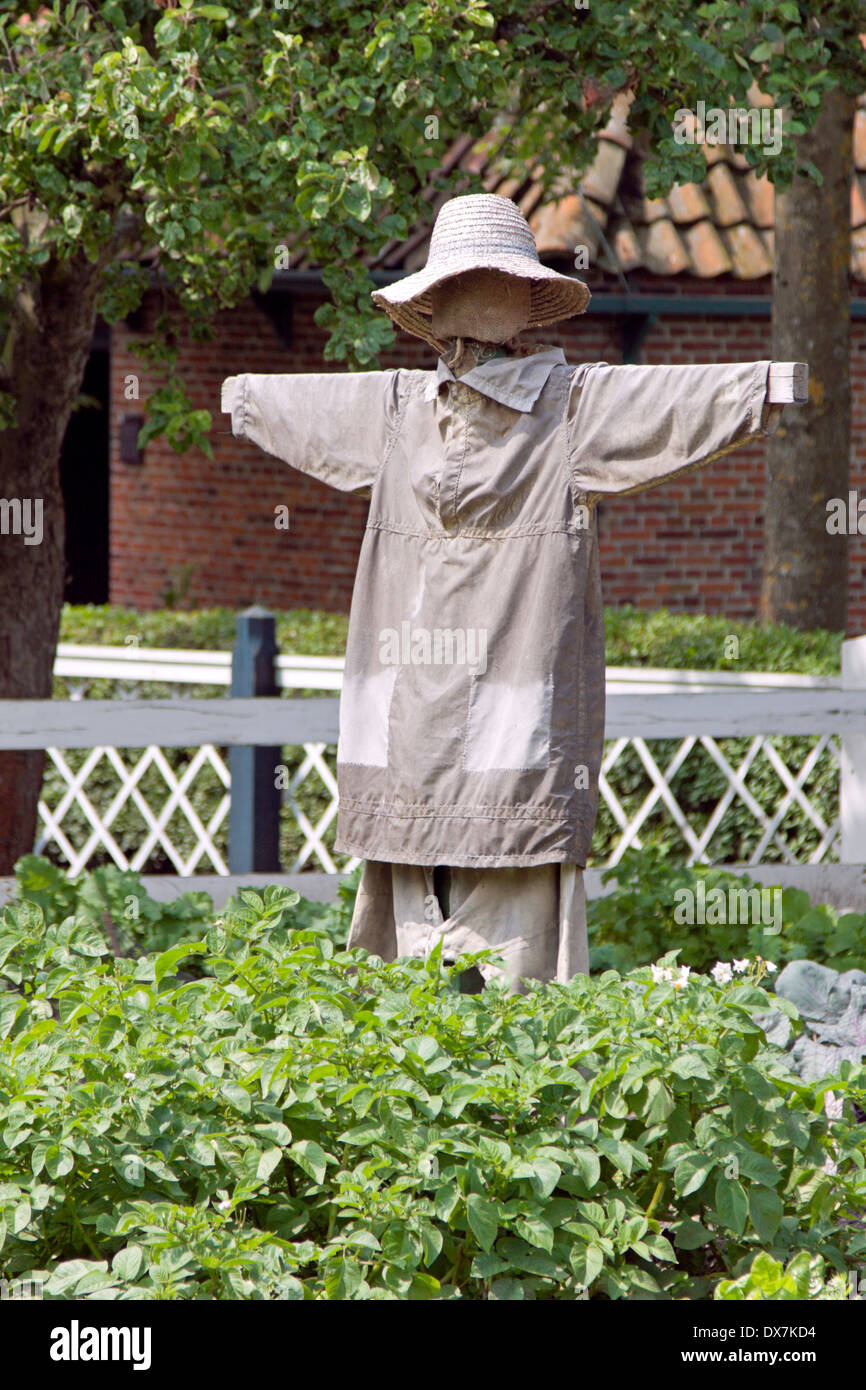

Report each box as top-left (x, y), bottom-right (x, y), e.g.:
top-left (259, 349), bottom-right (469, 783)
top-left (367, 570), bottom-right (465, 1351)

top-left (59, 603), bottom-right (841, 672)
top-left (45, 605), bottom-right (842, 874)
top-left (1, 874), bottom-right (864, 1301)
top-left (58, 604), bottom-right (349, 655)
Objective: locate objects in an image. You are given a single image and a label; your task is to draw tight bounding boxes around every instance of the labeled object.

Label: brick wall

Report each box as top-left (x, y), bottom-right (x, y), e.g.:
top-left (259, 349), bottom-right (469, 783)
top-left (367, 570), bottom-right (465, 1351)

top-left (109, 279), bottom-right (866, 633)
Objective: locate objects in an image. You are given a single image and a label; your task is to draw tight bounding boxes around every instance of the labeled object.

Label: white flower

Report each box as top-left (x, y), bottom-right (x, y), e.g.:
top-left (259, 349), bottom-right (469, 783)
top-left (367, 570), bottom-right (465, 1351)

top-left (733, 958), bottom-right (750, 974)
top-left (124, 1071), bottom-right (135, 1081)
top-left (673, 965), bottom-right (691, 989)
top-left (764, 960), bottom-right (778, 973)
top-left (655, 1016), bottom-right (664, 1026)
top-left (711, 961), bottom-right (733, 984)
top-left (216, 1198), bottom-right (231, 1212)
top-left (650, 964), bottom-right (674, 983)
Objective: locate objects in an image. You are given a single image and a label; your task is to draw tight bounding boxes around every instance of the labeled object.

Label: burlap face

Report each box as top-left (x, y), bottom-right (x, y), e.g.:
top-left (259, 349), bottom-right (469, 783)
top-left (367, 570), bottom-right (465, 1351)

top-left (429, 269), bottom-right (532, 343)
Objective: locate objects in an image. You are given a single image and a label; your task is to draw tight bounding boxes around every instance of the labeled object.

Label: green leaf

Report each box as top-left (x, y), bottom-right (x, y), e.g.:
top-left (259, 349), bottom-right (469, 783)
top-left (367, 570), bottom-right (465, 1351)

top-left (433, 1183), bottom-right (460, 1222)
top-left (69, 922), bottom-right (109, 957)
top-left (111, 1245), bottom-right (143, 1281)
top-left (527, 1157), bottom-right (561, 1199)
top-left (645, 1078), bottom-right (675, 1123)
top-left (220, 1081), bottom-right (251, 1115)
top-left (465, 1194), bottom-right (498, 1252)
top-left (62, 204), bottom-right (84, 239)
top-left (683, 34), bottom-right (728, 73)
top-left (714, 1175), bottom-right (748, 1235)
top-left (289, 1140), bottom-right (328, 1185)
top-left (12, 1199), bottom-right (31, 1234)
top-left (515, 1214), bottom-right (554, 1253)
top-left (570, 1241), bottom-right (604, 1286)
top-left (0, 995), bottom-right (25, 1038)
top-left (154, 13), bottom-right (182, 45)
top-left (256, 1147), bottom-right (283, 1182)
top-left (45, 1145), bottom-right (74, 1179)
top-left (670, 1052), bottom-right (711, 1081)
top-left (670, 1218), bottom-right (714, 1250)
top-left (749, 1186), bottom-right (783, 1243)
top-left (489, 1277), bottom-right (527, 1299)
top-left (45, 1260), bottom-right (105, 1296)
top-left (187, 1137), bottom-right (216, 1166)
top-left (342, 184), bottom-right (371, 221)
top-left (640, 1231), bottom-right (676, 1262)
top-left (674, 1153), bottom-right (715, 1197)
top-left (733, 1149), bottom-right (782, 1188)
top-left (154, 942), bottom-right (205, 984)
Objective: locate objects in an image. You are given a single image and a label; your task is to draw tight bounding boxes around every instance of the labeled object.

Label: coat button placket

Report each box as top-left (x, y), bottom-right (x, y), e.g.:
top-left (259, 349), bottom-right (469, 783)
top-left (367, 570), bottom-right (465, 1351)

top-left (438, 382), bottom-right (471, 531)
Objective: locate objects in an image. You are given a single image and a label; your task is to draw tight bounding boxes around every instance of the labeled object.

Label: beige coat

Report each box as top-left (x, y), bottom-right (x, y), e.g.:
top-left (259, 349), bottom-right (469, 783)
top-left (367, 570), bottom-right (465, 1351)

top-left (223, 348), bottom-right (775, 875)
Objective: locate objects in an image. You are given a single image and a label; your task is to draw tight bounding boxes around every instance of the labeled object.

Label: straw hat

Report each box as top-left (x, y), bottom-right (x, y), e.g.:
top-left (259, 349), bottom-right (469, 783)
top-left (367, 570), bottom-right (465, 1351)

top-left (372, 193), bottom-right (590, 348)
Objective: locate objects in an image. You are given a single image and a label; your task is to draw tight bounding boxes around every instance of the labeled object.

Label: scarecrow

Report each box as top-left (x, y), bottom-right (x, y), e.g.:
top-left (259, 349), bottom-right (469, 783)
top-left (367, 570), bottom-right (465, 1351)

top-left (222, 193), bottom-right (807, 993)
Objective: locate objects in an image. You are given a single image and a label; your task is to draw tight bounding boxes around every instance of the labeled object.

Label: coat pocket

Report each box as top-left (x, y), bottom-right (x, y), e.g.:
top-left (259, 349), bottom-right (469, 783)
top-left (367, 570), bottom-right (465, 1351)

top-left (462, 672), bottom-right (552, 772)
top-left (337, 666), bottom-right (399, 767)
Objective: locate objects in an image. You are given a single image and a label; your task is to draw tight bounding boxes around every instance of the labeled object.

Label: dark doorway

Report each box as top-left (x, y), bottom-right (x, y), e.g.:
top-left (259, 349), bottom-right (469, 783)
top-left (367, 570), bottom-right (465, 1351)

top-left (60, 344), bottom-right (110, 604)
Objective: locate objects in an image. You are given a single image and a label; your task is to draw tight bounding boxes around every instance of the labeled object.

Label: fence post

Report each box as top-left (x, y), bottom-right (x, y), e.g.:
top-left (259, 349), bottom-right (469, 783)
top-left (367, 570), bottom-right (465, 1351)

top-left (228, 606), bottom-right (282, 873)
top-left (840, 634), bottom-right (866, 863)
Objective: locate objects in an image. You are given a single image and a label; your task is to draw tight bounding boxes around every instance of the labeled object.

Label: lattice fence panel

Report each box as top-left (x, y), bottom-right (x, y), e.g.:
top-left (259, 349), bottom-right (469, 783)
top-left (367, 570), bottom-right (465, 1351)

top-left (38, 732), bottom-right (839, 876)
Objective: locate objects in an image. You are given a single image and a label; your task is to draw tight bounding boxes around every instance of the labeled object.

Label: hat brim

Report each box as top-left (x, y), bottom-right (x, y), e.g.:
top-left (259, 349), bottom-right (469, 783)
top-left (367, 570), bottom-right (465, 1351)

top-left (371, 256), bottom-right (590, 349)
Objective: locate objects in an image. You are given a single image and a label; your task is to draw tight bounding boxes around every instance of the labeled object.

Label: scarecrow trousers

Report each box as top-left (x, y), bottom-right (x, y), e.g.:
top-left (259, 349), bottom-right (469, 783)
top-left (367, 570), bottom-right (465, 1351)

top-left (345, 860), bottom-right (590, 994)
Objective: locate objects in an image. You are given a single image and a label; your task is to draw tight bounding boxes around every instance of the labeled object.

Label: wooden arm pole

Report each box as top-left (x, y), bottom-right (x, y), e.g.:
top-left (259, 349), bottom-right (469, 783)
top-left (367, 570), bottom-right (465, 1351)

top-left (767, 362), bottom-right (809, 404)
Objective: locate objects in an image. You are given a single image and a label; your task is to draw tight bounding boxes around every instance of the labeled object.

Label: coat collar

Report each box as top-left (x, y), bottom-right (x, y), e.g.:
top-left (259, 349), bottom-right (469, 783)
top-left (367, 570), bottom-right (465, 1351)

top-left (424, 347), bottom-right (567, 411)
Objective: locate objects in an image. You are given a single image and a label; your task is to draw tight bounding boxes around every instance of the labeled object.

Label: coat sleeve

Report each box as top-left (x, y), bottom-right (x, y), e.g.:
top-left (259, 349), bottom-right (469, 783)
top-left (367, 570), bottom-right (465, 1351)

top-left (566, 360), bottom-right (774, 498)
top-left (220, 369), bottom-right (405, 493)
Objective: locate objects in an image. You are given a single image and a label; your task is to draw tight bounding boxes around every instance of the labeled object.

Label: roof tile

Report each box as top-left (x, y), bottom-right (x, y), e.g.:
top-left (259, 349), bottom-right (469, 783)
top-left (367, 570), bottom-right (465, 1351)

top-left (580, 138), bottom-right (627, 207)
top-left (851, 224), bottom-right (866, 279)
top-left (722, 223), bottom-right (772, 279)
top-left (530, 193), bottom-right (603, 260)
top-left (855, 109), bottom-right (866, 171)
top-left (706, 162), bottom-right (749, 227)
top-left (666, 182), bottom-right (711, 224)
top-left (742, 173), bottom-right (774, 229)
top-left (612, 222), bottom-right (642, 271)
top-left (600, 91), bottom-right (634, 149)
top-left (373, 97), bottom-right (866, 287)
top-left (641, 195), bottom-right (669, 224)
top-left (683, 220), bottom-right (734, 277)
top-left (641, 218), bottom-right (690, 275)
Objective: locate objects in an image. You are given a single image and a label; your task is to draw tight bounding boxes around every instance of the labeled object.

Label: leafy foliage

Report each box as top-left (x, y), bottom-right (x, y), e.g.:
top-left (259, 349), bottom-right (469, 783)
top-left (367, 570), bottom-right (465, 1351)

top-left (715, 1249), bottom-right (856, 1301)
top-left (602, 606), bottom-right (840, 676)
top-left (2, 0), bottom-right (864, 445)
top-left (57, 604), bottom-right (350, 657)
top-left (0, 880), bottom-right (864, 1300)
top-left (587, 847), bottom-right (866, 976)
top-left (11, 854), bottom-right (359, 960)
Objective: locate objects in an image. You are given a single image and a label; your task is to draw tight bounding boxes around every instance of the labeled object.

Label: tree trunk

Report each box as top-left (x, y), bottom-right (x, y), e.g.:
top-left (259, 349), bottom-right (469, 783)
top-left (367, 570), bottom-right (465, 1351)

top-left (0, 254), bottom-right (100, 872)
top-left (760, 88), bottom-right (856, 632)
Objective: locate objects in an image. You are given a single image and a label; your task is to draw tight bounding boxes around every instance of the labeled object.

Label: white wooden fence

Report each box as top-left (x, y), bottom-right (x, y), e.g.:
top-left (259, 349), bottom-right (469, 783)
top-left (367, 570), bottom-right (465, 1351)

top-left (0, 636), bottom-right (863, 907)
